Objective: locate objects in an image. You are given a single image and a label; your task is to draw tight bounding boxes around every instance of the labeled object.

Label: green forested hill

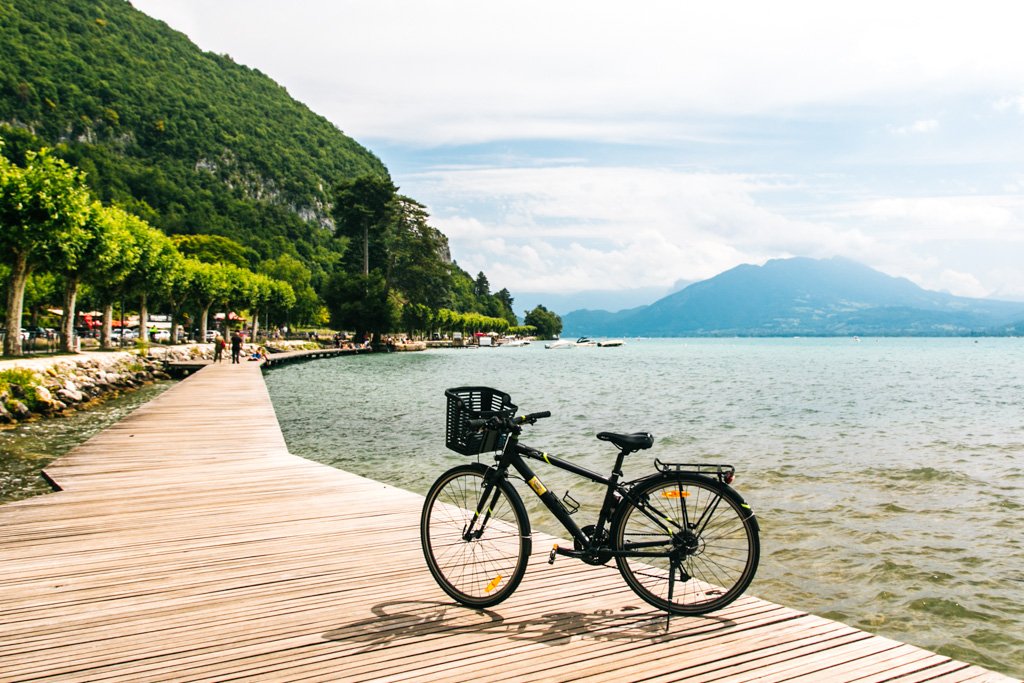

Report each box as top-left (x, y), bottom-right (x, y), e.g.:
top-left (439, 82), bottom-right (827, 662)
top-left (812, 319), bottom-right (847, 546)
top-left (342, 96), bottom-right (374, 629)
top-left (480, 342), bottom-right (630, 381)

top-left (0, 0), bottom-right (385, 282)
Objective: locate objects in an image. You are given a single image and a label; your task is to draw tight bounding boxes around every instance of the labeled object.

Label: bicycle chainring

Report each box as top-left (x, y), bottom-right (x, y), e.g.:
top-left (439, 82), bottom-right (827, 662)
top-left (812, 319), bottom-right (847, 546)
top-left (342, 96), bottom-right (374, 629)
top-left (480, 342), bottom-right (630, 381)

top-left (576, 525), bottom-right (614, 565)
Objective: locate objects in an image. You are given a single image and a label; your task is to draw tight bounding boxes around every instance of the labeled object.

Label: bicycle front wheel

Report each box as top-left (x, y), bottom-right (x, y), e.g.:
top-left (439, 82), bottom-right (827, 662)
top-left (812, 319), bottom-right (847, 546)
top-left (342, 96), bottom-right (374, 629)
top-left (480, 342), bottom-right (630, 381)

top-left (421, 463), bottom-right (531, 607)
top-left (612, 473), bottom-right (759, 615)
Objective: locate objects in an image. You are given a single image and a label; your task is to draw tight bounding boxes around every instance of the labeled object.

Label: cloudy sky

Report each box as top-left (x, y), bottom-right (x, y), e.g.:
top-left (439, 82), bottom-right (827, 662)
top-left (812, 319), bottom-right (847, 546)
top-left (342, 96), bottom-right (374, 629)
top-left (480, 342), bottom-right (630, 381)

top-left (133, 0), bottom-right (1024, 311)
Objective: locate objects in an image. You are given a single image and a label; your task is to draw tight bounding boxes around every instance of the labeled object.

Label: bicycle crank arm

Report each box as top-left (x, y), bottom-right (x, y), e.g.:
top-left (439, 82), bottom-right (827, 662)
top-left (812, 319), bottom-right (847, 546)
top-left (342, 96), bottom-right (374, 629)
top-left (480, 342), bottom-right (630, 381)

top-left (547, 544), bottom-right (584, 564)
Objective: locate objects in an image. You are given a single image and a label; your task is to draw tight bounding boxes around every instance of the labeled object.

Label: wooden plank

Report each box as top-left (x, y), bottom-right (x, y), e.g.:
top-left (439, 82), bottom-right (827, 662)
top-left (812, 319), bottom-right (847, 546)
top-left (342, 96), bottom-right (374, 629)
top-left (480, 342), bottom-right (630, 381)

top-left (0, 361), bottom-right (1018, 683)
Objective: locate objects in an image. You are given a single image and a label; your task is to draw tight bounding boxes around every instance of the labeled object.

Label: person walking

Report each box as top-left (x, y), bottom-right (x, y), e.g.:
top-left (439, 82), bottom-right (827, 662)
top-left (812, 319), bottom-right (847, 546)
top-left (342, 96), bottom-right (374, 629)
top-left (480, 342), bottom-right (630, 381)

top-left (230, 331), bottom-right (243, 364)
top-left (213, 335), bottom-right (225, 363)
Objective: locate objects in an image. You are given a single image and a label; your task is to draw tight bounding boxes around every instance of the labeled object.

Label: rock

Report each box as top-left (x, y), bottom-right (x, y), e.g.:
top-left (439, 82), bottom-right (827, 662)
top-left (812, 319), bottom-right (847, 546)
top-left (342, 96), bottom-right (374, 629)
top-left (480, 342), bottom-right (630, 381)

top-left (57, 388), bottom-right (85, 403)
top-left (8, 400), bottom-right (31, 419)
top-left (0, 402), bottom-right (12, 423)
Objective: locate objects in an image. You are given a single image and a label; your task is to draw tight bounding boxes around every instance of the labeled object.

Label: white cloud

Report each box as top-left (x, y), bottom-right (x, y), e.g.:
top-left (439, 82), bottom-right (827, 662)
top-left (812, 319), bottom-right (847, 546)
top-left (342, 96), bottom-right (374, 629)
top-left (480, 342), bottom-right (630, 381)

top-left (887, 119), bottom-right (940, 135)
top-left (134, 0), bottom-right (1024, 145)
top-left (414, 166), bottom-right (873, 292)
top-left (994, 94), bottom-right (1024, 114)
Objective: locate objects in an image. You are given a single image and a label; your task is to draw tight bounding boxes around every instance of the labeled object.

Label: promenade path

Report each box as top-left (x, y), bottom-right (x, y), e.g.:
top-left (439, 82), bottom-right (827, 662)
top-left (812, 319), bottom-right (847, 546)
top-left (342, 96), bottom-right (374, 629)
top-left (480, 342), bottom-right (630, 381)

top-left (0, 361), bottom-right (1017, 682)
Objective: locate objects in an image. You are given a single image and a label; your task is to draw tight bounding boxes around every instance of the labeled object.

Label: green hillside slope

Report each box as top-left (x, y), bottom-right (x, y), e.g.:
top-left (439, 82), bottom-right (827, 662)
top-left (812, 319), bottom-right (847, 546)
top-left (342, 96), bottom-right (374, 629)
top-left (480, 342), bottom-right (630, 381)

top-left (0, 0), bottom-right (384, 279)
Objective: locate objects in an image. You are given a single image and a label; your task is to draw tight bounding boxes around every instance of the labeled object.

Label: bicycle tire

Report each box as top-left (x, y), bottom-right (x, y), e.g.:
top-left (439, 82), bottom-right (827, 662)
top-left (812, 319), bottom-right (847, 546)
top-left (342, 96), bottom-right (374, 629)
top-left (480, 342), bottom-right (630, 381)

top-left (421, 463), bottom-right (531, 607)
top-left (611, 473), bottom-right (759, 615)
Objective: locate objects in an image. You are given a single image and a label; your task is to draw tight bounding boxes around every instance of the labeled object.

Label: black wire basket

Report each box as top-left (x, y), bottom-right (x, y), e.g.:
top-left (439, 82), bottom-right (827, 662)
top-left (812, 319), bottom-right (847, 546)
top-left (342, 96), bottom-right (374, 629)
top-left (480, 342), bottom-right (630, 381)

top-left (445, 386), bottom-right (518, 455)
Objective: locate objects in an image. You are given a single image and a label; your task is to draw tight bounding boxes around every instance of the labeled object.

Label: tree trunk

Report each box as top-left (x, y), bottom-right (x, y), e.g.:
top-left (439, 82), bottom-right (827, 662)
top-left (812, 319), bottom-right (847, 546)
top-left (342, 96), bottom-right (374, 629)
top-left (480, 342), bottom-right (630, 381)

top-left (3, 252), bottom-right (30, 357)
top-left (138, 293), bottom-right (148, 347)
top-left (101, 302), bottom-right (114, 349)
top-left (252, 309), bottom-right (260, 340)
top-left (61, 277), bottom-right (80, 353)
top-left (362, 225), bottom-right (369, 276)
top-left (200, 303), bottom-right (211, 342)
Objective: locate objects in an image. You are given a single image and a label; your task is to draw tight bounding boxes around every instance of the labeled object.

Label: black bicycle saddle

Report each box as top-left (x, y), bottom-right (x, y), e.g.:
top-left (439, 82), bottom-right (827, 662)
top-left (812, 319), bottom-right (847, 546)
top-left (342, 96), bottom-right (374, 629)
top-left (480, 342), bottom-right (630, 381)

top-left (596, 431), bottom-right (654, 452)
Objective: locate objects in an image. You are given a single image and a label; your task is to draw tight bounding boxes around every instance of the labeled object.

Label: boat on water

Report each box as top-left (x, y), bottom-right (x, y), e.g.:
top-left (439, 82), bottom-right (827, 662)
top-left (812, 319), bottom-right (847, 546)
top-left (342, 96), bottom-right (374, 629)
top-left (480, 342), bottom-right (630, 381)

top-left (544, 339), bottom-right (575, 349)
top-left (501, 338), bottom-right (530, 347)
top-left (597, 339), bottom-right (625, 347)
top-left (575, 337), bottom-right (597, 347)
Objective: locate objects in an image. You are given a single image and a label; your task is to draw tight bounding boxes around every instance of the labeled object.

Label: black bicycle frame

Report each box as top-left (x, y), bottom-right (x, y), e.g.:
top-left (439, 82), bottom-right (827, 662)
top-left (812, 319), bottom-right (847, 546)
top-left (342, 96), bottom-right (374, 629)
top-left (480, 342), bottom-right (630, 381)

top-left (477, 430), bottom-right (684, 560)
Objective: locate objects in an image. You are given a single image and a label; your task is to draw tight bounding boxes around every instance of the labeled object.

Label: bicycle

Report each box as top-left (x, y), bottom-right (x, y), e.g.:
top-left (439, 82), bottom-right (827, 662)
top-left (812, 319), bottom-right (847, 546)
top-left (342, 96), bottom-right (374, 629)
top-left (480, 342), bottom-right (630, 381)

top-left (420, 386), bottom-right (760, 616)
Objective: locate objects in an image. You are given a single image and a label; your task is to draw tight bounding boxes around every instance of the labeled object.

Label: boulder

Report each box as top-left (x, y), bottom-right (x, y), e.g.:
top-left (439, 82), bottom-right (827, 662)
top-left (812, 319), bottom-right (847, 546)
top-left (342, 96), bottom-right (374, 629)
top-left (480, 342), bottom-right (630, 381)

top-left (57, 388), bottom-right (85, 403)
top-left (8, 400), bottom-right (31, 419)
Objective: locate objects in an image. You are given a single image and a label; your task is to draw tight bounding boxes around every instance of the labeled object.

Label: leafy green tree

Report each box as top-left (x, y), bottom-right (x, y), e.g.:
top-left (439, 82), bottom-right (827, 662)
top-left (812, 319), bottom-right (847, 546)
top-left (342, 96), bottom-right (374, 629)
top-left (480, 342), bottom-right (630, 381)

top-left (524, 305), bottom-right (562, 339)
top-left (333, 173), bottom-right (397, 277)
top-left (121, 219), bottom-right (180, 344)
top-left (172, 234), bottom-right (257, 269)
top-left (494, 288), bottom-right (516, 325)
top-left (324, 271), bottom-right (397, 341)
top-left (473, 272), bottom-right (490, 299)
top-left (57, 202), bottom-right (137, 351)
top-left (0, 148), bottom-right (92, 355)
top-left (187, 260), bottom-right (232, 341)
top-left (388, 196), bottom-right (451, 310)
top-left (259, 253), bottom-right (319, 325)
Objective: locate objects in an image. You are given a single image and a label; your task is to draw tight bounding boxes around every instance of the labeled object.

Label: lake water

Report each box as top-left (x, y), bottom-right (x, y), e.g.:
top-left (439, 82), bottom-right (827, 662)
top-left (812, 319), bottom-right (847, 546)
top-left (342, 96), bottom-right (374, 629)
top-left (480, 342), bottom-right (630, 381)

top-left (265, 338), bottom-right (1024, 678)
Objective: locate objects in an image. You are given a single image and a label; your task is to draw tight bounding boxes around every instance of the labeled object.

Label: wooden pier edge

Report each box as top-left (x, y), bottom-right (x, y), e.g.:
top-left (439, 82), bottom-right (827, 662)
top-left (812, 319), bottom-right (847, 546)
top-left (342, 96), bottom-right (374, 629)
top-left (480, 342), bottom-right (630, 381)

top-left (0, 362), bottom-right (1017, 682)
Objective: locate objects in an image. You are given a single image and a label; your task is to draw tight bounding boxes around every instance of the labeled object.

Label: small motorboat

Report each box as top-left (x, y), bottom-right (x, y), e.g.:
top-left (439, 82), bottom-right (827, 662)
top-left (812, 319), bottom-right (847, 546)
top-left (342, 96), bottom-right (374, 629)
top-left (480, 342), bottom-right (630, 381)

top-left (545, 339), bottom-right (575, 349)
top-left (575, 337), bottom-right (597, 347)
top-left (597, 339), bottom-right (625, 347)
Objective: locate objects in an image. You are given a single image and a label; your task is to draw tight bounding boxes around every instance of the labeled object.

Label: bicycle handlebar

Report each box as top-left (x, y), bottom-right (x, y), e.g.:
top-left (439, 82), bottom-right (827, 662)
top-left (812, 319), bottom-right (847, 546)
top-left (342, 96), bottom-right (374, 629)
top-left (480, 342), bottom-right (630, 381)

top-left (466, 410), bottom-right (551, 432)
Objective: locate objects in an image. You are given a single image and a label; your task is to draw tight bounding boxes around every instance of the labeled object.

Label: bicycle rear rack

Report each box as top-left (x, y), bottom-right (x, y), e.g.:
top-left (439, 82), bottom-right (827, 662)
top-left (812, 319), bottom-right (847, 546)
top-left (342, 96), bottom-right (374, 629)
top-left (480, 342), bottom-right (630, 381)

top-left (654, 459), bottom-right (735, 484)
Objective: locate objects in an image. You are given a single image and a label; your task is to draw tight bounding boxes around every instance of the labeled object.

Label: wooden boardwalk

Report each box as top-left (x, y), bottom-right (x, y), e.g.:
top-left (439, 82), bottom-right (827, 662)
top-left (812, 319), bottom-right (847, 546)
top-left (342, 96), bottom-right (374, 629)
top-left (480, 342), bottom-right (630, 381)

top-left (0, 362), bottom-right (1017, 682)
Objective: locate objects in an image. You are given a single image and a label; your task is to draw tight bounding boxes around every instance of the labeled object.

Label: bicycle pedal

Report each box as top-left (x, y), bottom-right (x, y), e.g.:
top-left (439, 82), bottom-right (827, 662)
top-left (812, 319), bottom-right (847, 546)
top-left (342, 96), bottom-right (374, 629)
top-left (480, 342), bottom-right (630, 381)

top-left (548, 544), bottom-right (558, 565)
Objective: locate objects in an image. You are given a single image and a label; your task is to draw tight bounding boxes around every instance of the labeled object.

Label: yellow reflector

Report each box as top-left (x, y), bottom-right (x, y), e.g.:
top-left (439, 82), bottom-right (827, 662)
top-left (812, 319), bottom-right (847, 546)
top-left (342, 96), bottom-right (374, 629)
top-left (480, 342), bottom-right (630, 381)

top-left (485, 575), bottom-right (503, 593)
top-left (662, 490), bottom-right (690, 498)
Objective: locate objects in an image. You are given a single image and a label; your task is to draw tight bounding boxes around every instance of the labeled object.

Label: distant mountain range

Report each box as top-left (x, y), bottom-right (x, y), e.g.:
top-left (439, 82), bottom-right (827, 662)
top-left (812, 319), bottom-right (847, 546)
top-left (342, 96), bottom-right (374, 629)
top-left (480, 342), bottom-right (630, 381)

top-left (561, 257), bottom-right (1024, 337)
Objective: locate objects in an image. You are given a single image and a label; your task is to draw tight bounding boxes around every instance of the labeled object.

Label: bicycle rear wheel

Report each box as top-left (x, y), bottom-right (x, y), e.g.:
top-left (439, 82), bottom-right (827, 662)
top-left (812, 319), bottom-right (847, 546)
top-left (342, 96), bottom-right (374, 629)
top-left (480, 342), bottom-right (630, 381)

top-left (612, 473), bottom-right (759, 615)
top-left (421, 463), bottom-right (531, 607)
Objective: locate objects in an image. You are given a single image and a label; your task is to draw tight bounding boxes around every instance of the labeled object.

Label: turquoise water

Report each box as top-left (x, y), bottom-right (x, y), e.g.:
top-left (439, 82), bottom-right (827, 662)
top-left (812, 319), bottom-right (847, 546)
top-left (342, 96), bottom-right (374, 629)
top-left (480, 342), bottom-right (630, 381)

top-left (265, 338), bottom-right (1024, 678)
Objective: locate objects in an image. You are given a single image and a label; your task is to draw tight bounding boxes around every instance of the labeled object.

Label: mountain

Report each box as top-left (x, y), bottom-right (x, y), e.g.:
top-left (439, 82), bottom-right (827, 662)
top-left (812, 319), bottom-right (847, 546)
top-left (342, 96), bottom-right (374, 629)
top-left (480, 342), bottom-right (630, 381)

top-left (0, 0), bottom-right (385, 282)
top-left (562, 257), bottom-right (1024, 337)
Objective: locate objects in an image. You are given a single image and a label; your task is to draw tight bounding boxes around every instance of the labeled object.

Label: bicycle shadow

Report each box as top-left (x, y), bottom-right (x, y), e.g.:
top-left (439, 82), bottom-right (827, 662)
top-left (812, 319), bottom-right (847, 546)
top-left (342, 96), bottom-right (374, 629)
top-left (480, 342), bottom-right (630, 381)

top-left (322, 599), bottom-right (736, 653)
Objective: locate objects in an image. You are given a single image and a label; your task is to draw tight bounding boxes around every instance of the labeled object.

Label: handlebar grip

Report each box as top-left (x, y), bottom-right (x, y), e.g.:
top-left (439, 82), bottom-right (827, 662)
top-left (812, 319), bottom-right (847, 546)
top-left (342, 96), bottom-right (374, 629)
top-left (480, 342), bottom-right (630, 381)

top-left (467, 418), bottom-right (490, 429)
top-left (517, 411), bottom-right (551, 424)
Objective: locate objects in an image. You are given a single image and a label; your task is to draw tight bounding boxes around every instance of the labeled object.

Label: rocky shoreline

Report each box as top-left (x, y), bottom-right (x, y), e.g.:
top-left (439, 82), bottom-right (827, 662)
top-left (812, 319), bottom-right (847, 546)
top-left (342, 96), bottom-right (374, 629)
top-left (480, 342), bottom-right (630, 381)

top-left (0, 352), bottom-right (175, 425)
top-left (0, 341), bottom-right (322, 425)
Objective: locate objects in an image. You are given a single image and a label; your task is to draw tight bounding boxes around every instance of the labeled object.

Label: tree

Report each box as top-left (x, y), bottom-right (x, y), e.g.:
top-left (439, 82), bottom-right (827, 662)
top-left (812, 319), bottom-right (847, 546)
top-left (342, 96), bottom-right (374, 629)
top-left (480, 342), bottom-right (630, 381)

top-left (524, 305), bottom-right (562, 339)
top-left (324, 271), bottom-right (397, 341)
top-left (188, 260), bottom-right (232, 341)
top-left (259, 253), bottom-right (318, 325)
top-left (332, 174), bottom-right (397, 277)
top-left (0, 148), bottom-right (92, 355)
top-left (57, 203), bottom-right (137, 352)
top-left (121, 220), bottom-right (180, 344)
top-left (388, 196), bottom-right (451, 310)
top-left (473, 272), bottom-right (490, 299)
top-left (172, 234), bottom-right (258, 269)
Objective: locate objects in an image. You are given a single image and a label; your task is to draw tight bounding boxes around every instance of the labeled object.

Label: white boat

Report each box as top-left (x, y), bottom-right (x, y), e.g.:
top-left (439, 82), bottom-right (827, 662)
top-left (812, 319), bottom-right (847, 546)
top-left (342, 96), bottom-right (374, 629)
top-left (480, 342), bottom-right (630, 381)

top-left (575, 337), bottom-right (597, 347)
top-left (501, 338), bottom-right (530, 347)
top-left (544, 339), bottom-right (575, 349)
top-left (597, 339), bottom-right (625, 347)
